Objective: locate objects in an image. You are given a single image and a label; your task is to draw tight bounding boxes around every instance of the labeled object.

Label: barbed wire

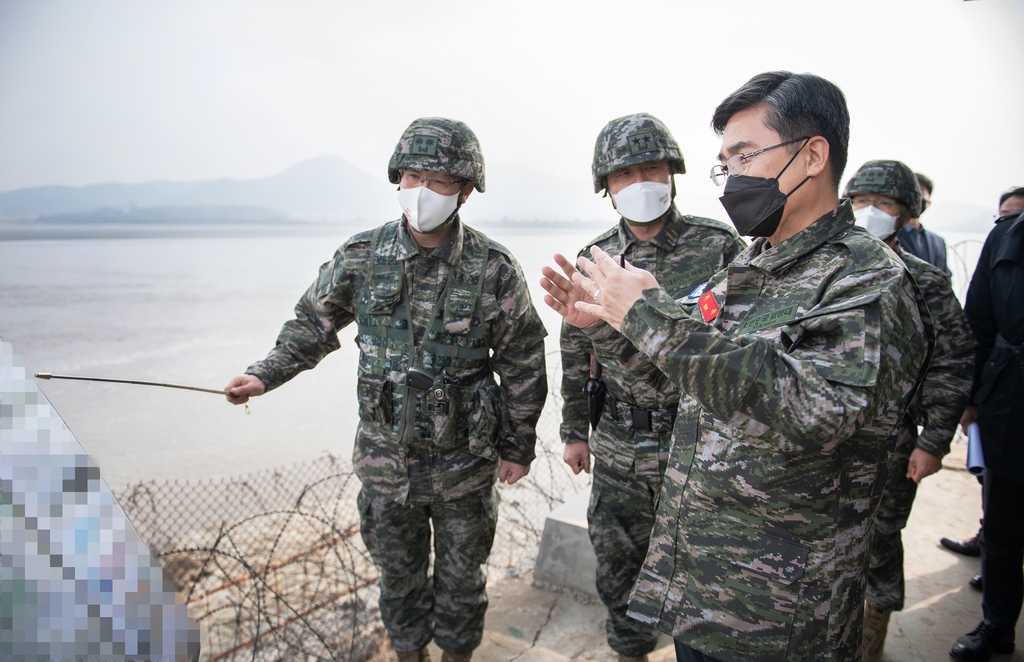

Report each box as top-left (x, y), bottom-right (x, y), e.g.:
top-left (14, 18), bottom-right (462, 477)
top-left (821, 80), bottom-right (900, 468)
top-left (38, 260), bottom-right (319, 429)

top-left (118, 360), bottom-right (587, 661)
top-left (947, 238), bottom-right (984, 302)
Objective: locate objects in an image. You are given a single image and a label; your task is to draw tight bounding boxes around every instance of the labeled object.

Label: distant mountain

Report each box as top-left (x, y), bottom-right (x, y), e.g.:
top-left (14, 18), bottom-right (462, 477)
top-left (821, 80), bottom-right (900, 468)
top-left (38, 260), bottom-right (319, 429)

top-left (0, 155), bottom-right (396, 222)
top-left (37, 205), bottom-right (290, 224)
top-left (0, 155), bottom-right (613, 224)
top-left (0, 155), bottom-right (1005, 230)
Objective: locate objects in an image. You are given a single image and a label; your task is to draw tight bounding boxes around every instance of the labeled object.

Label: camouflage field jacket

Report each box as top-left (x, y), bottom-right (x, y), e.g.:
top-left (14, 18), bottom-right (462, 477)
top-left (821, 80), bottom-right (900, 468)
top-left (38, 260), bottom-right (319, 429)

top-left (588, 202), bottom-right (931, 662)
top-left (247, 218), bottom-right (548, 505)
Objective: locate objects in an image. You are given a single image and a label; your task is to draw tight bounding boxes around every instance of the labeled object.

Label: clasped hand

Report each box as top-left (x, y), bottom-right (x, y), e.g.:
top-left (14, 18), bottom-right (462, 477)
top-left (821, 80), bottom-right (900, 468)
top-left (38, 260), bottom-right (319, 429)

top-left (539, 245), bottom-right (659, 332)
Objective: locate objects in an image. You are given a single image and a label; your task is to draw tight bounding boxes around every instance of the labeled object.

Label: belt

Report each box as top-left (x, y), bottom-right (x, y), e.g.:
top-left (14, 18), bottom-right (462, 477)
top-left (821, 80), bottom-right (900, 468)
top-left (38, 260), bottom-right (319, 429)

top-left (603, 395), bottom-right (677, 433)
top-left (994, 333), bottom-right (1024, 356)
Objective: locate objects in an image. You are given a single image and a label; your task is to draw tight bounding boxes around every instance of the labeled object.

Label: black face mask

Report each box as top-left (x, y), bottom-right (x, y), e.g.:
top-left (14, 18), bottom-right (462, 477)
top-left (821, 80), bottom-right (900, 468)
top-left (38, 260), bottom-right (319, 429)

top-left (719, 139), bottom-right (810, 237)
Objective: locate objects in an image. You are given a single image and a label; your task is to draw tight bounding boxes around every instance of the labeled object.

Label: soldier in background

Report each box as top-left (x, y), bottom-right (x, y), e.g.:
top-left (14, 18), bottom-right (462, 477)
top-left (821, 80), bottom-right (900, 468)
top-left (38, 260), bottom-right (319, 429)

top-left (844, 160), bottom-right (975, 662)
top-left (557, 114), bottom-right (743, 662)
top-left (224, 118), bottom-right (548, 662)
top-left (897, 172), bottom-right (951, 276)
top-left (542, 71), bottom-right (930, 662)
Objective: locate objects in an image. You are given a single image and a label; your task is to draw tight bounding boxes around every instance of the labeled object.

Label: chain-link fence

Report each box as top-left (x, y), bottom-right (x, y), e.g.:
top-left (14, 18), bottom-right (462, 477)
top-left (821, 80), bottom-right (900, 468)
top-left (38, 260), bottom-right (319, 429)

top-left (118, 358), bottom-right (588, 661)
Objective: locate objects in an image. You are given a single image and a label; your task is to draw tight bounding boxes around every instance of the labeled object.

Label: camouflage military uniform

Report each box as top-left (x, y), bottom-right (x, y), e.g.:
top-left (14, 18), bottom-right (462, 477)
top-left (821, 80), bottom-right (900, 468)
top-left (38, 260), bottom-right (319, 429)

top-left (866, 246), bottom-right (975, 612)
top-left (246, 216), bottom-right (548, 654)
top-left (560, 208), bottom-right (743, 656)
top-left (585, 202), bottom-right (929, 662)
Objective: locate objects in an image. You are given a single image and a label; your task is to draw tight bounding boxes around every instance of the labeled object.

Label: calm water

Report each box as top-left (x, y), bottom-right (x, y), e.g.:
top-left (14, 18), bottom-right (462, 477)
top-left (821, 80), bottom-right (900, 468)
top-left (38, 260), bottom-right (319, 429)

top-left (0, 221), bottom-right (604, 488)
top-left (0, 222), bottom-right (987, 488)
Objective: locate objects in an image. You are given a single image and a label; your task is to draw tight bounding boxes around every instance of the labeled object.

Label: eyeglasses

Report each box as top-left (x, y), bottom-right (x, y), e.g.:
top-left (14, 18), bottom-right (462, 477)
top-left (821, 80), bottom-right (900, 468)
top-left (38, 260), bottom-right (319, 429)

top-left (850, 196), bottom-right (901, 214)
top-left (401, 171), bottom-right (466, 194)
top-left (709, 136), bottom-right (810, 186)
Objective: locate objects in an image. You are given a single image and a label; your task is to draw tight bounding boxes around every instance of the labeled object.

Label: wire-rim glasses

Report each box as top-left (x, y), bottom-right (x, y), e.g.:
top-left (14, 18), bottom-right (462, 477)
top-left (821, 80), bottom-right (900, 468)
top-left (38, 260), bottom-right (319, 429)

top-left (709, 136), bottom-right (810, 186)
top-left (401, 170), bottom-right (467, 194)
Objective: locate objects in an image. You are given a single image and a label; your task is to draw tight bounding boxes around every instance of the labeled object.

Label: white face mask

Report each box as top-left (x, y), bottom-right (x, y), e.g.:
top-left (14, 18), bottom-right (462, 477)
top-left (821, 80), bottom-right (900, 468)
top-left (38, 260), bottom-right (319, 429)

top-left (854, 205), bottom-right (899, 240)
top-left (610, 180), bottom-right (672, 224)
top-left (397, 185), bottom-right (460, 234)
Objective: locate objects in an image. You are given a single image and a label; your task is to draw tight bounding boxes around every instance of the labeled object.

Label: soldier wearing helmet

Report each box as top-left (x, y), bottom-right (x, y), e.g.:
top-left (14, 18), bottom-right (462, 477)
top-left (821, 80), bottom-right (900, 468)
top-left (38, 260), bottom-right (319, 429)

top-left (224, 118), bottom-right (548, 662)
top-left (547, 113), bottom-right (743, 662)
top-left (845, 159), bottom-right (923, 244)
top-left (844, 160), bottom-right (975, 662)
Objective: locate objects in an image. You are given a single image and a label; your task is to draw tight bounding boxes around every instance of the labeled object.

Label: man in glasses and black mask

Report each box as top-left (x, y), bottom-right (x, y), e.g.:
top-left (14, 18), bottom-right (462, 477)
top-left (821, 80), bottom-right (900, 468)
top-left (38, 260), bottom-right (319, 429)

top-left (541, 71), bottom-right (931, 662)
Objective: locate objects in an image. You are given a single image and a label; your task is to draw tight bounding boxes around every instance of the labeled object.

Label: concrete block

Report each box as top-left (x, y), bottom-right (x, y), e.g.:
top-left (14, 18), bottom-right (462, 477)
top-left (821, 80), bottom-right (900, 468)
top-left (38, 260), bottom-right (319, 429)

top-left (532, 485), bottom-right (598, 600)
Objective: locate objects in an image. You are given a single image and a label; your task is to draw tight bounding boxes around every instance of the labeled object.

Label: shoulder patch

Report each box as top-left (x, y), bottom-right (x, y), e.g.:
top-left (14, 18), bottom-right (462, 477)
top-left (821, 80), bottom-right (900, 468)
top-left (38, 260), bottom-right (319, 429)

top-left (684, 281), bottom-right (709, 301)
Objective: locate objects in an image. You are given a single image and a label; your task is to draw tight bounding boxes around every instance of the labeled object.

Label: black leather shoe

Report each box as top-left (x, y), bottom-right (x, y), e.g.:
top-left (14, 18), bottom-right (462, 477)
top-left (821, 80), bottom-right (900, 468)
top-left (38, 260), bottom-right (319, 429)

top-left (969, 572), bottom-right (983, 591)
top-left (950, 620), bottom-right (1014, 661)
top-left (940, 534), bottom-right (982, 557)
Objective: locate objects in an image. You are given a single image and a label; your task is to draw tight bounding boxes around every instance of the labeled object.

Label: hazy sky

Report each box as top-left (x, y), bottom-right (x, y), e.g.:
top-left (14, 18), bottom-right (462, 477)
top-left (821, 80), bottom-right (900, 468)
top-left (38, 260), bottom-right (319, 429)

top-left (1, 0), bottom-right (1023, 216)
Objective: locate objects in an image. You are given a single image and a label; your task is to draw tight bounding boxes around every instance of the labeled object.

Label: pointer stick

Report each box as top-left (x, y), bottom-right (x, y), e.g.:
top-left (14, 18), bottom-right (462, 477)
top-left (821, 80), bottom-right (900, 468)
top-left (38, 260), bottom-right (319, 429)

top-left (35, 372), bottom-right (230, 396)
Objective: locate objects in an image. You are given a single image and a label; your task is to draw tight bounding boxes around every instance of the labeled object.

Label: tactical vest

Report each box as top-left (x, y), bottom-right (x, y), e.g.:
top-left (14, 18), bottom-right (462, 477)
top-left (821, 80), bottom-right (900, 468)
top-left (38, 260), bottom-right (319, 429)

top-left (354, 221), bottom-right (505, 457)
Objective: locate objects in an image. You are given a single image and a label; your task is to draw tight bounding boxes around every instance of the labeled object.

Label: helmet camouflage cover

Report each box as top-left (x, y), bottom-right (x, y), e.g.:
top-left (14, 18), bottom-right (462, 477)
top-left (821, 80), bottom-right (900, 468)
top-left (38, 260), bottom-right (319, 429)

top-left (592, 113), bottom-right (686, 193)
top-left (388, 117), bottom-right (486, 192)
top-left (843, 159), bottom-right (923, 217)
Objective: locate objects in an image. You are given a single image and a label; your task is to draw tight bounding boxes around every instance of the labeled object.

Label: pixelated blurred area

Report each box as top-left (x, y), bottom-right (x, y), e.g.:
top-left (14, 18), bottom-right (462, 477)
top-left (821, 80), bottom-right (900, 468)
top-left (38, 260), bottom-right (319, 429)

top-left (5, 341), bottom-right (583, 660)
top-left (0, 339), bottom-right (201, 660)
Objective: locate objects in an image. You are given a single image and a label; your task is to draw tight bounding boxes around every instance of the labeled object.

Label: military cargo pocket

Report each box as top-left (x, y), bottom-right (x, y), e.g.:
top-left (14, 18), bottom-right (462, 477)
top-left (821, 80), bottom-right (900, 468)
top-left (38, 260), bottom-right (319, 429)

top-left (467, 383), bottom-right (503, 461)
top-left (675, 527), bottom-right (808, 659)
top-left (587, 480), bottom-right (601, 520)
top-left (367, 268), bottom-right (403, 313)
top-left (357, 375), bottom-right (393, 429)
top-left (785, 295), bottom-right (882, 389)
top-left (426, 370), bottom-right (462, 449)
top-left (314, 260), bottom-right (338, 300)
top-left (443, 287), bottom-right (478, 334)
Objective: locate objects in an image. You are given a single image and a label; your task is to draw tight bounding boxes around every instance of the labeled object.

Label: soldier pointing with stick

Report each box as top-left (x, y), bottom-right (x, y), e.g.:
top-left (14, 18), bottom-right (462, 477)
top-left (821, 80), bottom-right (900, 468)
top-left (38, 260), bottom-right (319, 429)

top-left (226, 118), bottom-right (548, 662)
top-left (542, 71), bottom-right (931, 662)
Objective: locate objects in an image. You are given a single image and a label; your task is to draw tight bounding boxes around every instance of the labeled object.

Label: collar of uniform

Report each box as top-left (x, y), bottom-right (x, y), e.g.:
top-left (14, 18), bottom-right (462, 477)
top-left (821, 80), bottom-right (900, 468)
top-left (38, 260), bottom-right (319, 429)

top-left (617, 205), bottom-right (682, 254)
top-left (396, 216), bottom-right (465, 264)
top-left (747, 199), bottom-right (855, 275)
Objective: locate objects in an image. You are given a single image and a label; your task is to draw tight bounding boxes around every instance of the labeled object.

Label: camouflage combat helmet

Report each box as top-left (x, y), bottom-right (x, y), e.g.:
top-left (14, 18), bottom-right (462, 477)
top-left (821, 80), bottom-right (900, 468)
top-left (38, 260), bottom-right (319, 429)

top-left (843, 160), bottom-right (923, 217)
top-left (592, 113), bottom-right (685, 193)
top-left (388, 117), bottom-right (486, 192)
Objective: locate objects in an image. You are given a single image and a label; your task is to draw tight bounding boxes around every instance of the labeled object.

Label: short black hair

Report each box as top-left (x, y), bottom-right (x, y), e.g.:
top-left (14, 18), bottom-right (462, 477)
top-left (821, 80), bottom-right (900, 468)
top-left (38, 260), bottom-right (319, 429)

top-left (711, 71), bottom-right (850, 190)
top-left (999, 187), bottom-right (1024, 208)
top-left (916, 173), bottom-right (934, 197)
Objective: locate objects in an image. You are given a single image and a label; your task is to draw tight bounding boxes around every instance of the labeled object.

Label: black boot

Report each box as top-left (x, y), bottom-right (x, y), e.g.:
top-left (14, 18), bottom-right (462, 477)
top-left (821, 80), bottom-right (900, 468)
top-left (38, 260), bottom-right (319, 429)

top-left (940, 531), bottom-right (982, 557)
top-left (949, 620), bottom-right (1014, 662)
top-left (969, 572), bottom-right (983, 591)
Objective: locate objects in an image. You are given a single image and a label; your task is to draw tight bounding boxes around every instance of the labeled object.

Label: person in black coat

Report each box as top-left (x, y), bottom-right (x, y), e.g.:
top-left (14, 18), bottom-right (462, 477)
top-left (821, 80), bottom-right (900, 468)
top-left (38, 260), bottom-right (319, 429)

top-left (951, 206), bottom-right (1024, 662)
